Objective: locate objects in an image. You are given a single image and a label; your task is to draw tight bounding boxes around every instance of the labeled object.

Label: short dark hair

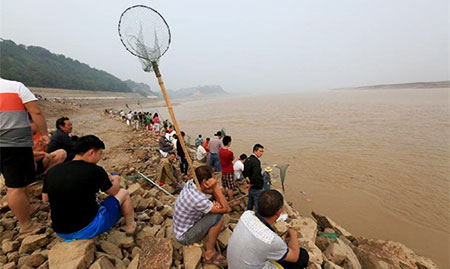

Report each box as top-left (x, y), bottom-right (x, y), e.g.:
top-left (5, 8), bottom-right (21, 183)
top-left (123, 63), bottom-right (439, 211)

top-left (216, 131), bottom-right (222, 136)
top-left (253, 144), bottom-right (264, 152)
top-left (257, 190), bottom-right (284, 217)
top-left (206, 137), bottom-right (210, 141)
top-left (74, 135), bottom-right (105, 154)
top-left (222, 135), bottom-right (231, 146)
top-left (180, 131), bottom-right (185, 137)
top-left (195, 165), bottom-right (212, 185)
top-left (239, 153), bottom-right (247, 160)
top-left (168, 151), bottom-right (176, 156)
top-left (56, 117), bottom-right (69, 130)
top-left (198, 134), bottom-right (202, 137)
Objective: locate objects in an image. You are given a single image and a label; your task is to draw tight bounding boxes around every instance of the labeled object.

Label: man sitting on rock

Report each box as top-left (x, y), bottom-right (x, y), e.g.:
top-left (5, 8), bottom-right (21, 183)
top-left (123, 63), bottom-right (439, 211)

top-left (42, 135), bottom-right (136, 240)
top-left (173, 165), bottom-right (230, 267)
top-left (228, 189), bottom-right (309, 269)
top-left (159, 129), bottom-right (173, 157)
top-left (158, 151), bottom-right (180, 192)
top-left (30, 115), bottom-right (66, 175)
top-left (47, 117), bottom-right (76, 161)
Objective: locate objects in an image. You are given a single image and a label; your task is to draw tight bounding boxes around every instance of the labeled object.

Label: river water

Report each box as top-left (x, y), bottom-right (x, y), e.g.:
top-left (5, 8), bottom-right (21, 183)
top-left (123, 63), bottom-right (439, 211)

top-left (148, 88), bottom-right (449, 267)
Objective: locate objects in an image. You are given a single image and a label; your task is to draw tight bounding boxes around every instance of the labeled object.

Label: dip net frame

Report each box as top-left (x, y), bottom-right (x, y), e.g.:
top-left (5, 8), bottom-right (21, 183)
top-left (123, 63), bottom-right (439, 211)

top-left (118, 5), bottom-right (201, 190)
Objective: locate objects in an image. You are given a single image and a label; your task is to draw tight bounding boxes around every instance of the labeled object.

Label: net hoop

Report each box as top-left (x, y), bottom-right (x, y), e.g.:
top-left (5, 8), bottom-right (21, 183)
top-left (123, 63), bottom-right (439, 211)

top-left (118, 5), bottom-right (171, 62)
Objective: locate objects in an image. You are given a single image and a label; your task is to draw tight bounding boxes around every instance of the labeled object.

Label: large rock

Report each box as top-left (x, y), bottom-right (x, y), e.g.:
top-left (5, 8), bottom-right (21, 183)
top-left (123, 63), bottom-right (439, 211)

top-left (48, 239), bottom-right (95, 269)
top-left (136, 226), bottom-right (160, 247)
top-left (98, 240), bottom-right (123, 259)
top-left (290, 217), bottom-right (318, 243)
top-left (283, 201), bottom-right (299, 217)
top-left (127, 183), bottom-right (144, 196)
top-left (38, 260), bottom-right (50, 269)
top-left (2, 262), bottom-right (16, 269)
top-left (159, 205), bottom-right (174, 217)
top-left (2, 239), bottom-right (20, 253)
top-left (307, 263), bottom-right (322, 269)
top-left (183, 245), bottom-right (202, 269)
top-left (140, 237), bottom-right (173, 269)
top-left (311, 212), bottom-right (352, 237)
top-left (127, 253), bottom-right (139, 269)
top-left (18, 255), bottom-right (32, 268)
top-left (274, 221), bottom-right (289, 235)
top-left (134, 149), bottom-right (148, 160)
top-left (107, 230), bottom-right (134, 248)
top-left (217, 228), bottom-right (233, 248)
top-left (324, 261), bottom-right (344, 269)
top-left (150, 212), bottom-right (164, 225)
top-left (299, 239), bottom-right (323, 265)
top-left (0, 218), bottom-right (16, 230)
top-left (89, 256), bottom-right (115, 269)
top-left (27, 253), bottom-right (47, 267)
top-left (352, 237), bottom-right (438, 269)
top-left (324, 238), bottom-right (361, 268)
top-left (19, 234), bottom-right (48, 254)
top-left (95, 252), bottom-right (126, 269)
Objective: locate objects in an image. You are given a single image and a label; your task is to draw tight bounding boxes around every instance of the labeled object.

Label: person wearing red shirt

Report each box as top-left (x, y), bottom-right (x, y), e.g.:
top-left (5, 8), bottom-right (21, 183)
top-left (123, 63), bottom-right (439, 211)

top-left (219, 136), bottom-right (236, 203)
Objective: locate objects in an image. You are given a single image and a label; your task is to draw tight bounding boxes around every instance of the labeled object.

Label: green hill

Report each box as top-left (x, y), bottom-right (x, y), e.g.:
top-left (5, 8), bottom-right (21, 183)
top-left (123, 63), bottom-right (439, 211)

top-left (0, 39), bottom-right (153, 96)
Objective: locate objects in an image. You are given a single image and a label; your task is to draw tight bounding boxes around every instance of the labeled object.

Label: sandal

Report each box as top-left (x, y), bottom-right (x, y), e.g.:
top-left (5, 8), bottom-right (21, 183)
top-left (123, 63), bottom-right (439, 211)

top-left (204, 252), bottom-right (228, 267)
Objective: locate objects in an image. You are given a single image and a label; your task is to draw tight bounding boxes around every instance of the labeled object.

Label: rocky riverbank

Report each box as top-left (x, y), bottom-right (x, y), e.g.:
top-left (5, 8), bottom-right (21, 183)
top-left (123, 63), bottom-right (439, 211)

top-left (0, 106), bottom-right (440, 269)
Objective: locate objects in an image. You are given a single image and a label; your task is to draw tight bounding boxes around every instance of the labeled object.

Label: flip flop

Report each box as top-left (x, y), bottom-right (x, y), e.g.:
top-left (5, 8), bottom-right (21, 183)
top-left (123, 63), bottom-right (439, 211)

top-left (204, 252), bottom-right (227, 267)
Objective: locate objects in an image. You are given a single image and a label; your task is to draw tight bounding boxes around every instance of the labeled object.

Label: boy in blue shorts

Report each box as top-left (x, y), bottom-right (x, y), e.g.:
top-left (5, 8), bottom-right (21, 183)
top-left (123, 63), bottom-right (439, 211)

top-left (42, 135), bottom-right (136, 240)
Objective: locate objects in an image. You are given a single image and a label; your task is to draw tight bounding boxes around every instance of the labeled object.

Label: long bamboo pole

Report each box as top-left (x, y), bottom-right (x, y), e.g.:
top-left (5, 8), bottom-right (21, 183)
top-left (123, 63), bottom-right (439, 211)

top-left (151, 61), bottom-right (201, 190)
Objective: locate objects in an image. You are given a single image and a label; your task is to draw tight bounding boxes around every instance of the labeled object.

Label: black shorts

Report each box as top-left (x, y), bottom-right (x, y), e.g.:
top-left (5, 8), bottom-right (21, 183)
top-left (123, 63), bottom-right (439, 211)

top-left (36, 158), bottom-right (45, 175)
top-left (0, 147), bottom-right (36, 188)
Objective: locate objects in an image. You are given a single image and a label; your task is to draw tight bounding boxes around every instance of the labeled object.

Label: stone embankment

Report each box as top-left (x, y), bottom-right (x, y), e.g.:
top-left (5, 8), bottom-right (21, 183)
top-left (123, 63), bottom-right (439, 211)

top-left (0, 113), bottom-right (439, 269)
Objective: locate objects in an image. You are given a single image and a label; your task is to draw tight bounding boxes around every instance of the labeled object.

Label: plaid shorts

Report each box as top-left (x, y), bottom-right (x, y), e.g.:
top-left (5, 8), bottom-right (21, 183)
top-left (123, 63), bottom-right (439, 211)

top-left (221, 172), bottom-right (236, 190)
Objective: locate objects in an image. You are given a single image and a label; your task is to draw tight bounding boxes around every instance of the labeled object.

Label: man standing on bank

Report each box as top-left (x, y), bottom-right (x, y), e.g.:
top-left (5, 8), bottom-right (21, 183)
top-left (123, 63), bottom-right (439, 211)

top-left (0, 78), bottom-right (50, 233)
top-left (243, 143), bottom-right (265, 211)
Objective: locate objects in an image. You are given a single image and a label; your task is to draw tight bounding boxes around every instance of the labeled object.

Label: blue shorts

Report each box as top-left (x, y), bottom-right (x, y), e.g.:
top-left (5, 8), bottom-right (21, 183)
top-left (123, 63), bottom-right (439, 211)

top-left (56, 196), bottom-right (122, 241)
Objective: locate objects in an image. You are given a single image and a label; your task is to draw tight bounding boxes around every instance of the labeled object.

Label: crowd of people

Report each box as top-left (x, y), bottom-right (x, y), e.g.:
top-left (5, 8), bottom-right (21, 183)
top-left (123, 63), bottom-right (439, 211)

top-left (1, 77), bottom-right (309, 268)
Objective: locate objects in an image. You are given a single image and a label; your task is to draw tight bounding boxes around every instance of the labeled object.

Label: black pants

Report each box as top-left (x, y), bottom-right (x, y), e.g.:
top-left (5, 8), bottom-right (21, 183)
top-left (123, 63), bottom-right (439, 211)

top-left (277, 248), bottom-right (309, 269)
top-left (179, 157), bottom-right (188, 175)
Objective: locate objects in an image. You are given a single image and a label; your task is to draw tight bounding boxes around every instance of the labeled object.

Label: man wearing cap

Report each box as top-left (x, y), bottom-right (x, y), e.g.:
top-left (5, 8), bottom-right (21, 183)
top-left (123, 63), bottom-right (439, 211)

top-left (263, 166), bottom-right (273, 190)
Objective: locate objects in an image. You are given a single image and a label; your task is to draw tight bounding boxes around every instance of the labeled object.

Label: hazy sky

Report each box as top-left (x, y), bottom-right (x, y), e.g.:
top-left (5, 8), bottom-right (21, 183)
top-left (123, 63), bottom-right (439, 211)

top-left (1, 1), bottom-right (448, 93)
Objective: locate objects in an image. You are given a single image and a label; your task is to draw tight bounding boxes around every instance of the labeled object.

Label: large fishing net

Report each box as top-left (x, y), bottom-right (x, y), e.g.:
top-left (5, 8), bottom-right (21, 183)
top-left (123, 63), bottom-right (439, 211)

top-left (118, 5), bottom-right (171, 72)
top-left (118, 5), bottom-right (201, 190)
top-left (263, 163), bottom-right (290, 193)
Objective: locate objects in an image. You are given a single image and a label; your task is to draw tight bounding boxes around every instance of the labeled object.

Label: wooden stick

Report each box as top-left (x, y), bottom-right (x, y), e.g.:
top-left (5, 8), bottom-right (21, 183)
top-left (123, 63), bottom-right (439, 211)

top-left (229, 194), bottom-right (248, 203)
top-left (151, 61), bottom-right (201, 191)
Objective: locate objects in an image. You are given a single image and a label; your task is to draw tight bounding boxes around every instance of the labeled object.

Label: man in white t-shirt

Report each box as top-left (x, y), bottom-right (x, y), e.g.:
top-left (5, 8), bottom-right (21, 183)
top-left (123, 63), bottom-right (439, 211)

top-left (196, 143), bottom-right (207, 163)
top-left (228, 190), bottom-right (309, 268)
top-left (165, 126), bottom-right (176, 142)
top-left (233, 153), bottom-right (247, 180)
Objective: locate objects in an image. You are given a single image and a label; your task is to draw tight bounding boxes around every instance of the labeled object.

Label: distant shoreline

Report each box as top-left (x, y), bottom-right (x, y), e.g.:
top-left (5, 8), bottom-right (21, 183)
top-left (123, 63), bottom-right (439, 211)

top-left (333, 80), bottom-right (449, 91)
